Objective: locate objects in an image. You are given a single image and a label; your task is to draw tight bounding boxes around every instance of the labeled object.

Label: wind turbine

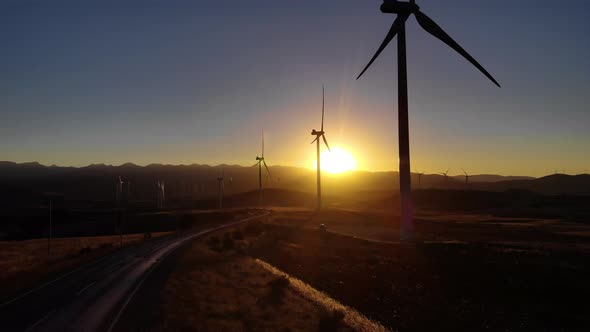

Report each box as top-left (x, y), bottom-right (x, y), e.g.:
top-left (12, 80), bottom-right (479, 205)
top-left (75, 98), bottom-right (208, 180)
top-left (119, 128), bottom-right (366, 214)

top-left (116, 176), bottom-right (123, 201)
top-left (416, 171), bottom-right (424, 186)
top-left (356, 0), bottom-right (500, 240)
top-left (217, 169), bottom-right (224, 209)
top-left (311, 86), bottom-right (331, 210)
top-left (440, 169), bottom-right (450, 186)
top-left (254, 129), bottom-right (272, 194)
top-left (156, 180), bottom-right (165, 209)
top-left (462, 168), bottom-right (470, 185)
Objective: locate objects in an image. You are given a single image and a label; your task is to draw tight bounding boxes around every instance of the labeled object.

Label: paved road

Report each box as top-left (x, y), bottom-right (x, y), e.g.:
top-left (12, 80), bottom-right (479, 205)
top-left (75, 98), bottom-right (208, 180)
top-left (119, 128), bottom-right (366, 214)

top-left (0, 212), bottom-right (269, 332)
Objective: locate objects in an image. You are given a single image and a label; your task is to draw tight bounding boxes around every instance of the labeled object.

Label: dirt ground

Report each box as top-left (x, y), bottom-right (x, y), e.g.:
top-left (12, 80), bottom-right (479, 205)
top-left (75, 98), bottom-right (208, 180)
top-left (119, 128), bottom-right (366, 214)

top-left (114, 230), bottom-right (359, 332)
top-left (247, 209), bottom-right (590, 331)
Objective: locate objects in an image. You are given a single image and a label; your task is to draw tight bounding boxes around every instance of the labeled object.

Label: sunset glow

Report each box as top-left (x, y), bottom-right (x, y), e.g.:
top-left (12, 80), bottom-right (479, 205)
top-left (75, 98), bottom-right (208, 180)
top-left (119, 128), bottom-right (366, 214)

top-left (317, 147), bottom-right (357, 174)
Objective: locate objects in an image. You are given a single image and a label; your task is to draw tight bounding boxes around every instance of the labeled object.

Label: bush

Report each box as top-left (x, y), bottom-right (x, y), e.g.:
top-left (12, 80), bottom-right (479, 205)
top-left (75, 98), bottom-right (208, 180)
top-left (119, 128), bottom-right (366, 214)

top-left (79, 247), bottom-right (92, 255)
top-left (268, 276), bottom-right (290, 305)
top-left (99, 243), bottom-right (113, 249)
top-left (223, 233), bottom-right (234, 250)
top-left (207, 236), bottom-right (220, 251)
top-left (244, 222), bottom-right (264, 236)
top-left (318, 309), bottom-right (345, 332)
top-left (232, 229), bottom-right (244, 240)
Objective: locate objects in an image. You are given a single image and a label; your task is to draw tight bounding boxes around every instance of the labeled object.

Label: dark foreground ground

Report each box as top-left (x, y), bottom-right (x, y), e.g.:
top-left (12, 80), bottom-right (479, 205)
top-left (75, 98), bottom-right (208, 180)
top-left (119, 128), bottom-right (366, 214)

top-left (111, 208), bottom-right (589, 331)
top-left (251, 211), bottom-right (590, 331)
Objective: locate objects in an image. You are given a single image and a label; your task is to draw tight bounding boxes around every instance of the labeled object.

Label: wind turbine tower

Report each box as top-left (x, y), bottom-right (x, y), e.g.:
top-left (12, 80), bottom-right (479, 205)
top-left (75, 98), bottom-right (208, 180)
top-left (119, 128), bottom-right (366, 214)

top-left (254, 129), bottom-right (271, 203)
top-left (311, 86), bottom-right (331, 210)
top-left (356, 0), bottom-right (499, 240)
top-left (462, 168), bottom-right (470, 185)
top-left (217, 169), bottom-right (224, 209)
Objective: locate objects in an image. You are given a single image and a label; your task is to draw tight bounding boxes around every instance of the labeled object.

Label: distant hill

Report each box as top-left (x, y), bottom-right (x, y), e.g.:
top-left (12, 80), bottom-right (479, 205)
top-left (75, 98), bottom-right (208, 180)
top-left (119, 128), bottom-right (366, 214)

top-left (0, 162), bottom-right (588, 206)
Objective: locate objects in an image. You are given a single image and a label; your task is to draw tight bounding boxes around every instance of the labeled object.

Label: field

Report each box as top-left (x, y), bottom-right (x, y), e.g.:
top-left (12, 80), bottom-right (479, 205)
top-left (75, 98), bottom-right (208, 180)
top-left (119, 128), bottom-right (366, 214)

top-left (251, 210), bottom-right (590, 331)
top-left (110, 207), bottom-right (590, 331)
top-left (113, 227), bottom-right (369, 331)
top-left (0, 232), bottom-right (172, 301)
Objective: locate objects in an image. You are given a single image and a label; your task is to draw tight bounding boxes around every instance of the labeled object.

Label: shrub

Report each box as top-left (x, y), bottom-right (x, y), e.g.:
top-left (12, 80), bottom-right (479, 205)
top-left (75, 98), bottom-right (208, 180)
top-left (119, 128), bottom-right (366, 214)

top-left (318, 309), bottom-right (345, 332)
top-left (268, 276), bottom-right (290, 305)
top-left (232, 229), bottom-right (244, 240)
top-left (207, 236), bottom-right (220, 251)
top-left (99, 243), bottom-right (113, 249)
top-left (79, 247), bottom-right (92, 255)
top-left (244, 222), bottom-right (264, 236)
top-left (222, 233), bottom-right (234, 250)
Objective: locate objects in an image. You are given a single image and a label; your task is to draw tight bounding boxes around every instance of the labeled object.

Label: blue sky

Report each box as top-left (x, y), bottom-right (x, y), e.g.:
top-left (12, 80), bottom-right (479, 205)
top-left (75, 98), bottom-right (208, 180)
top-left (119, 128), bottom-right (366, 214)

top-left (1, 0), bottom-right (589, 176)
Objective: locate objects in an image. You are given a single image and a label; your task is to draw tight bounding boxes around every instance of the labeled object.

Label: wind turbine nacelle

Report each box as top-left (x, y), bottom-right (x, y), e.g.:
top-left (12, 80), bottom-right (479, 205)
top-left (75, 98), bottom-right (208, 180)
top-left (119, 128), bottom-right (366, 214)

top-left (311, 129), bottom-right (324, 136)
top-left (256, 156), bottom-right (263, 161)
top-left (380, 0), bottom-right (419, 14)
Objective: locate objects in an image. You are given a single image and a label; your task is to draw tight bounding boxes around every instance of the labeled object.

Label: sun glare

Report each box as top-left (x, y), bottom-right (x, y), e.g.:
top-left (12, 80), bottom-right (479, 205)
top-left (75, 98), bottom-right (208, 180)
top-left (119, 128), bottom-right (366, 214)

top-left (316, 147), bottom-right (357, 174)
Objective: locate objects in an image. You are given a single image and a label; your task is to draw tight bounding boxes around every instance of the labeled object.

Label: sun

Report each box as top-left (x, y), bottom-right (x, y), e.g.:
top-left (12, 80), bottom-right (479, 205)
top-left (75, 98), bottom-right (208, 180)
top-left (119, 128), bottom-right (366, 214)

top-left (317, 147), bottom-right (357, 174)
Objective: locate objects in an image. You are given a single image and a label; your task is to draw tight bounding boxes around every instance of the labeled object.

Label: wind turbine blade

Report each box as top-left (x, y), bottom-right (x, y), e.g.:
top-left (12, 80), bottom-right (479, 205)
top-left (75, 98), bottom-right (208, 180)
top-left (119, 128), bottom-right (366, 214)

top-left (356, 14), bottom-right (409, 80)
top-left (414, 10), bottom-right (500, 87)
top-left (311, 136), bottom-right (319, 144)
top-left (321, 85), bottom-right (325, 132)
top-left (262, 129), bottom-right (265, 158)
top-left (252, 162), bottom-right (260, 167)
top-left (263, 160), bottom-right (271, 178)
top-left (322, 135), bottom-right (331, 152)
top-left (462, 168), bottom-right (467, 176)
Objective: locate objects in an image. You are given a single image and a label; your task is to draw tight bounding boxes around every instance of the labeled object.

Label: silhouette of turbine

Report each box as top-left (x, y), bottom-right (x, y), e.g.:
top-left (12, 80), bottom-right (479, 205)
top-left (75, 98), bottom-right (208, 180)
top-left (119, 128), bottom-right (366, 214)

top-left (156, 180), bottom-right (165, 209)
top-left (311, 86), bottom-right (331, 210)
top-left (217, 168), bottom-right (224, 209)
top-left (254, 129), bottom-right (271, 194)
top-left (356, 0), bottom-right (500, 240)
top-left (440, 169), bottom-right (450, 186)
top-left (416, 171), bottom-right (424, 186)
top-left (462, 168), bottom-right (470, 185)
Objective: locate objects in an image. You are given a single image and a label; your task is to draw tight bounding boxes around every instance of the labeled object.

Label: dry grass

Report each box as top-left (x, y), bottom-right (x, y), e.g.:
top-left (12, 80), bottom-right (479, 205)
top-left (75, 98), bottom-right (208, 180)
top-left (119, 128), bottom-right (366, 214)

top-left (0, 232), bottom-right (172, 299)
top-left (255, 259), bottom-right (390, 332)
top-left (151, 234), bottom-right (355, 331)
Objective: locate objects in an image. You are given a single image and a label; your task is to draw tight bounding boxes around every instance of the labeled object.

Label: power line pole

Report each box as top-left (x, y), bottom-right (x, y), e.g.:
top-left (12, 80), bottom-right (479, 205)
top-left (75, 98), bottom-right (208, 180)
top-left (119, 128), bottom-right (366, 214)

top-left (48, 200), bottom-right (52, 255)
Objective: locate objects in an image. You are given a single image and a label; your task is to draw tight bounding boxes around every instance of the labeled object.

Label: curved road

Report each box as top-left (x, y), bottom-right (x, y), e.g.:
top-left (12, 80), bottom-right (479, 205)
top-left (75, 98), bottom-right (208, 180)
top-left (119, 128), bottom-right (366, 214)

top-left (0, 212), bottom-right (269, 332)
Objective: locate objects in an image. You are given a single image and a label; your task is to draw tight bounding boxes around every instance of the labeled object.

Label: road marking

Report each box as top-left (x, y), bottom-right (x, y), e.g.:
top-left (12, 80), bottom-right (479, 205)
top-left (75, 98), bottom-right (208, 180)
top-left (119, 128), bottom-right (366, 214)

top-left (24, 309), bottom-right (55, 332)
top-left (107, 211), bottom-right (270, 332)
top-left (76, 282), bottom-right (96, 296)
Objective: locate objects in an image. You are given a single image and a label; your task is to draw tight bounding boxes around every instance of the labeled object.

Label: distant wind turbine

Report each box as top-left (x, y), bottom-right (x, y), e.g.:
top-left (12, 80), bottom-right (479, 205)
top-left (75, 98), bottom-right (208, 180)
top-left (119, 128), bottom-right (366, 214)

top-left (440, 169), bottom-right (450, 186)
top-left (217, 169), bottom-right (224, 209)
top-left (254, 129), bottom-right (272, 194)
top-left (416, 171), bottom-right (424, 186)
top-left (356, 0), bottom-right (500, 240)
top-left (156, 180), bottom-right (165, 209)
top-left (462, 168), bottom-right (470, 185)
top-left (311, 86), bottom-right (331, 210)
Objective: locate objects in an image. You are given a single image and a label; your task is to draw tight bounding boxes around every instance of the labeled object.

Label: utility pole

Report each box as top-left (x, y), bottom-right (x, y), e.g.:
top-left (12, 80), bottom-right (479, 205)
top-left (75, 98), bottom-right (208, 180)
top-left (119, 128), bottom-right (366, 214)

top-left (48, 200), bottom-right (52, 255)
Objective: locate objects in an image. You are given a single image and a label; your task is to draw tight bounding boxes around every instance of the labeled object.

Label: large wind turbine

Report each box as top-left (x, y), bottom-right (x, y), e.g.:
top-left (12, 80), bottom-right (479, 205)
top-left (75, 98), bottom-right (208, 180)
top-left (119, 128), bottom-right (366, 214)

top-left (356, 0), bottom-right (500, 240)
top-left (311, 86), bottom-right (331, 210)
top-left (254, 129), bottom-right (271, 193)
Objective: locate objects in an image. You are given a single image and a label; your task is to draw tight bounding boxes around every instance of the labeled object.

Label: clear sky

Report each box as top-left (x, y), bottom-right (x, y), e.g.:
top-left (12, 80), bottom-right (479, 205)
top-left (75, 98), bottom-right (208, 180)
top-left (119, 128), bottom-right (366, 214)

top-left (1, 0), bottom-right (589, 177)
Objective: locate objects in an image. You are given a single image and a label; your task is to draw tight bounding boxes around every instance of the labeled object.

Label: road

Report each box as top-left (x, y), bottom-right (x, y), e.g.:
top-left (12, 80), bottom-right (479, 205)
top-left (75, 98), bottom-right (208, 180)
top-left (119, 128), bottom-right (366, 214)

top-left (0, 212), bottom-right (269, 332)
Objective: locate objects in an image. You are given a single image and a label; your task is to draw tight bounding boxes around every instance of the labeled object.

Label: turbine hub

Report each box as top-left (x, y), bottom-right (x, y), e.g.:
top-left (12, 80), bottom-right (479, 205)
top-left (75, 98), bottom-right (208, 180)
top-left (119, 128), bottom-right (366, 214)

top-left (380, 0), bottom-right (419, 14)
top-left (311, 129), bottom-right (324, 135)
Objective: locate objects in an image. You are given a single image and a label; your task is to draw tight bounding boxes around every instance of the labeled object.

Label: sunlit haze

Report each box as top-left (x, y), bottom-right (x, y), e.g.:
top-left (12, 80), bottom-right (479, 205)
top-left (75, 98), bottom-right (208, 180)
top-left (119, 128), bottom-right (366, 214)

top-left (314, 147), bottom-right (357, 174)
top-left (1, 0), bottom-right (589, 177)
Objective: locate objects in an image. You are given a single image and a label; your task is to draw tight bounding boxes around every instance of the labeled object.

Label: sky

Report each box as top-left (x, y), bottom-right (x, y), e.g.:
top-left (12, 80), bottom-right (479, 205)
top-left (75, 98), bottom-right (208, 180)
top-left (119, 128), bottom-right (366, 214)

top-left (1, 0), bottom-right (589, 177)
